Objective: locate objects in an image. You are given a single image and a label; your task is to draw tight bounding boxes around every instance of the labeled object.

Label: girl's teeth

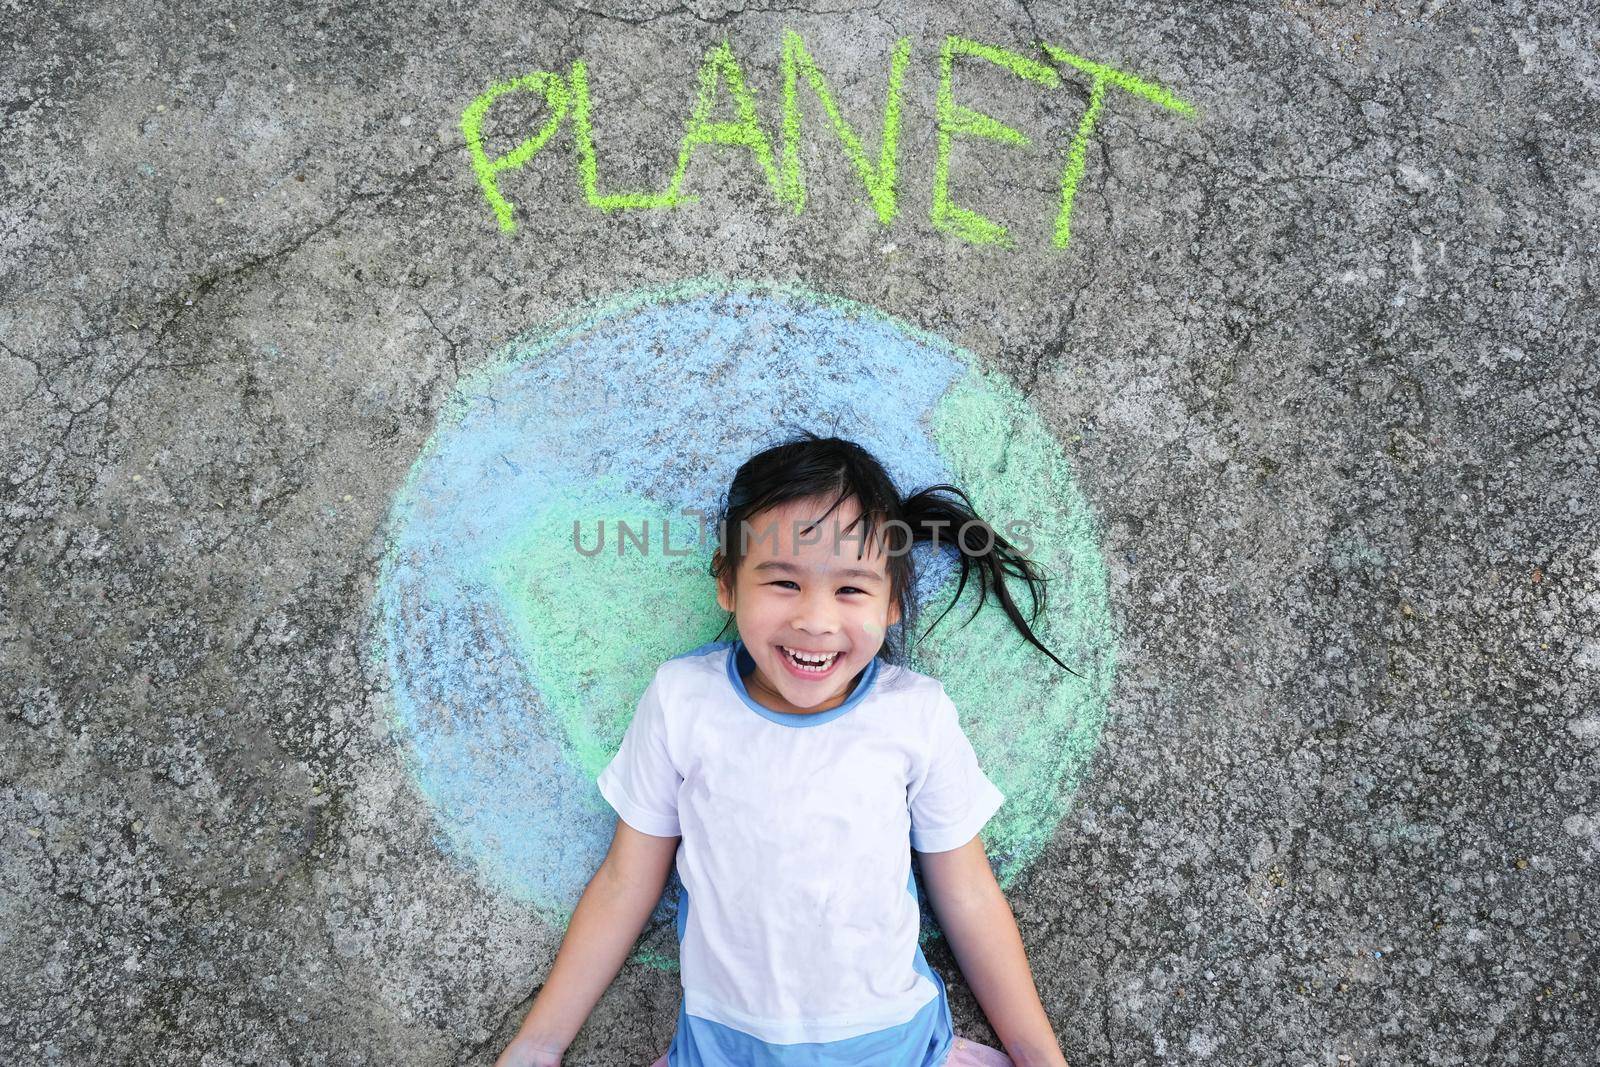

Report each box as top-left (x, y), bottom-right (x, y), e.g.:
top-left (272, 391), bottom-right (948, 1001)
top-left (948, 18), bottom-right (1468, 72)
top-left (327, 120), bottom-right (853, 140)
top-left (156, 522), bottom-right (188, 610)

top-left (783, 646), bottom-right (839, 672)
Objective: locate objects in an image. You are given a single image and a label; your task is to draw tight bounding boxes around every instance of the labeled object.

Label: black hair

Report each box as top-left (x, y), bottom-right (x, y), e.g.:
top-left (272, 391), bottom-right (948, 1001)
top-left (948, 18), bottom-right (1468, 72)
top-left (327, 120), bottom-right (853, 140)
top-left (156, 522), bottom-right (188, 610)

top-left (707, 430), bottom-right (1080, 677)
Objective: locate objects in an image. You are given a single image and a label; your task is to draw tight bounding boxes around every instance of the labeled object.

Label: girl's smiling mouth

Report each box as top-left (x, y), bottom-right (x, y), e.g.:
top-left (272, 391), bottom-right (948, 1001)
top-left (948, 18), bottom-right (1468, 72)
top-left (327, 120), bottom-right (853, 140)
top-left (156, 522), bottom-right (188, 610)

top-left (777, 644), bottom-right (844, 678)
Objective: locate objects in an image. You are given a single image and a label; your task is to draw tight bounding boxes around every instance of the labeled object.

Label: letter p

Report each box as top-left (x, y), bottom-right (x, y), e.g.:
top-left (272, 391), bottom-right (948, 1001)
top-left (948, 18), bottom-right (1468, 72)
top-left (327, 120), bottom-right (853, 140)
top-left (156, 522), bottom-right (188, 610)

top-left (461, 71), bottom-right (570, 233)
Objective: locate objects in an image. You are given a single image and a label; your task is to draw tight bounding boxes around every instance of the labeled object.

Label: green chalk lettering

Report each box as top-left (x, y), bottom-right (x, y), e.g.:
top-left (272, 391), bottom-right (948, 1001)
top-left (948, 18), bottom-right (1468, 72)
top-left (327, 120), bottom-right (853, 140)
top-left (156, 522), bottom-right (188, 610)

top-left (461, 71), bottom-right (570, 233)
top-left (570, 60), bottom-right (686, 210)
top-left (668, 40), bottom-right (782, 205)
top-left (1041, 47), bottom-right (1197, 117)
top-left (778, 30), bottom-right (911, 223)
top-left (571, 43), bottom-right (783, 213)
top-left (1054, 75), bottom-right (1107, 252)
top-left (460, 38), bottom-right (1196, 248)
top-left (931, 36), bottom-right (1060, 248)
top-left (1040, 45), bottom-right (1196, 249)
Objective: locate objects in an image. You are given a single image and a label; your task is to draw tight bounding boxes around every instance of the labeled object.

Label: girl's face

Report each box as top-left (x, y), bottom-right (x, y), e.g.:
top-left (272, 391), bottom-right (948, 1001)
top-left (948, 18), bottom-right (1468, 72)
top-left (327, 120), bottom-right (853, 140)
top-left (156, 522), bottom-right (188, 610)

top-left (716, 494), bottom-right (902, 715)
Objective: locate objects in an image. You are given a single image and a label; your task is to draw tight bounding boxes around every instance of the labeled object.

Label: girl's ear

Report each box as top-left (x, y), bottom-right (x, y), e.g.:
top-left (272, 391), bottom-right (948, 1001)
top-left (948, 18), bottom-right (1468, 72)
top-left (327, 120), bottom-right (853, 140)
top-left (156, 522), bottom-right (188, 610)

top-left (886, 596), bottom-right (902, 628)
top-left (715, 561), bottom-right (735, 613)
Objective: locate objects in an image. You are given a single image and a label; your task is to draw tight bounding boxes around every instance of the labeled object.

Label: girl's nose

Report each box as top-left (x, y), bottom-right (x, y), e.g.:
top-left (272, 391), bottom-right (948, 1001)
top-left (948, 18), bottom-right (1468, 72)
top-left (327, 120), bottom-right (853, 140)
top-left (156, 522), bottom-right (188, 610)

top-left (791, 592), bottom-right (839, 635)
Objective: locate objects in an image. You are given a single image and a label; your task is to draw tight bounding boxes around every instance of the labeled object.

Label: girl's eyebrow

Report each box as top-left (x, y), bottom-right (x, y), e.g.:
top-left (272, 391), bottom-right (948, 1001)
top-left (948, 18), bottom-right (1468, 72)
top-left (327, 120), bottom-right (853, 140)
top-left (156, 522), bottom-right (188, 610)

top-left (751, 560), bottom-right (885, 582)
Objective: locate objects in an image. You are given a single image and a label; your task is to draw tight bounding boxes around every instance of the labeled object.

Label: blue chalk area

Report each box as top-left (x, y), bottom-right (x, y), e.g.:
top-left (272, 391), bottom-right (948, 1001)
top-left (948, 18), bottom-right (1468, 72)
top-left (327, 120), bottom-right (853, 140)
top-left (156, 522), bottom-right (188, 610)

top-left (376, 284), bottom-right (971, 922)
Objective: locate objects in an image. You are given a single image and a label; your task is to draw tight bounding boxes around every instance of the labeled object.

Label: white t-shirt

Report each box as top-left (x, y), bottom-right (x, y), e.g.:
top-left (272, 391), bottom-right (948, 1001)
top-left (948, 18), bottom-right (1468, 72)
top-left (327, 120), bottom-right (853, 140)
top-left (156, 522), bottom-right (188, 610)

top-left (596, 638), bottom-right (1006, 1066)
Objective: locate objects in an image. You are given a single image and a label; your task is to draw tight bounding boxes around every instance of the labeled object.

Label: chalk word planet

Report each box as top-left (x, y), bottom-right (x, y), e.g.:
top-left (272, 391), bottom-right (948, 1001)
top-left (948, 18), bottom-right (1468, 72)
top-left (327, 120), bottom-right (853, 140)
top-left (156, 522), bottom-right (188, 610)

top-left (372, 281), bottom-right (1115, 969)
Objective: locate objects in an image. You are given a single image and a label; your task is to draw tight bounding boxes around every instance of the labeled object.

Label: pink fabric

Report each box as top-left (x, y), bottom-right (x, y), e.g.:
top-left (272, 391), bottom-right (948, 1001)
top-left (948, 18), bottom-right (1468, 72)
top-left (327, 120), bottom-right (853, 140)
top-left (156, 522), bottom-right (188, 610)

top-left (646, 1033), bottom-right (1013, 1066)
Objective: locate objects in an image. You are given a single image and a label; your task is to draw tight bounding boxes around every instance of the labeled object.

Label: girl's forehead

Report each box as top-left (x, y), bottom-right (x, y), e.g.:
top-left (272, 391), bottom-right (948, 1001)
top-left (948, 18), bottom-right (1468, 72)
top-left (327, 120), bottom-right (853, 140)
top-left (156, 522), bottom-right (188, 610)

top-left (739, 502), bottom-right (892, 570)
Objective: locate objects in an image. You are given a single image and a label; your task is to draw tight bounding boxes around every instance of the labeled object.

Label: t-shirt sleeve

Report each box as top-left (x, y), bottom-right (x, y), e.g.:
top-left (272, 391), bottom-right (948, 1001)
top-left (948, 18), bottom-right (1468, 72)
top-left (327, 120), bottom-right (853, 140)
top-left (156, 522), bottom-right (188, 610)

top-left (596, 672), bottom-right (683, 838)
top-left (907, 684), bottom-right (1006, 853)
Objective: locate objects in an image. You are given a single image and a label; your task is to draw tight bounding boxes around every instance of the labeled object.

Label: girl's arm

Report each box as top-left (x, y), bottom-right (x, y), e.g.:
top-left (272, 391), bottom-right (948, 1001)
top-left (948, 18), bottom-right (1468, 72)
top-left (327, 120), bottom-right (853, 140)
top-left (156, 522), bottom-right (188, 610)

top-left (497, 819), bottom-right (681, 1066)
top-left (918, 835), bottom-right (1072, 1067)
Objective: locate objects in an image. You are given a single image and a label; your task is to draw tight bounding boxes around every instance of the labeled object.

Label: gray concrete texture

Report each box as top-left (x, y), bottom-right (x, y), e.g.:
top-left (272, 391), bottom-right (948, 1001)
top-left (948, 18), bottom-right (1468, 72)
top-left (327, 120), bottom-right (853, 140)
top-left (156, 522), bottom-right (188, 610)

top-left (2, 0), bottom-right (1597, 1064)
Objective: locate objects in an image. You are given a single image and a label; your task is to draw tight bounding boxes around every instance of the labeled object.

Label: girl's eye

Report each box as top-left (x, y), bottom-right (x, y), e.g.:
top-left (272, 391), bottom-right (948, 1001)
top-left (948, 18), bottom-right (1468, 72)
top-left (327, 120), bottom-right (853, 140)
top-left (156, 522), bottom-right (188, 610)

top-left (767, 581), bottom-right (866, 594)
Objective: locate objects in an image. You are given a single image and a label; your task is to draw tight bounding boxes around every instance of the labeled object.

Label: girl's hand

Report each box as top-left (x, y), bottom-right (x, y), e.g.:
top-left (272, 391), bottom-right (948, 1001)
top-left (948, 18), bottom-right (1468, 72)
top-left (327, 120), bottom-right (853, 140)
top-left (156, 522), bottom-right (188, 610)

top-left (493, 1033), bottom-right (567, 1067)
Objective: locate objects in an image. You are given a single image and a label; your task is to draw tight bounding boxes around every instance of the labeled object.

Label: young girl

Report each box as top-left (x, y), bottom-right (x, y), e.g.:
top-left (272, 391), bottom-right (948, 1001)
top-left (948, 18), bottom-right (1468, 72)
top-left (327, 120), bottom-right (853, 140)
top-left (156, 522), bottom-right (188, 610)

top-left (495, 433), bottom-right (1075, 1067)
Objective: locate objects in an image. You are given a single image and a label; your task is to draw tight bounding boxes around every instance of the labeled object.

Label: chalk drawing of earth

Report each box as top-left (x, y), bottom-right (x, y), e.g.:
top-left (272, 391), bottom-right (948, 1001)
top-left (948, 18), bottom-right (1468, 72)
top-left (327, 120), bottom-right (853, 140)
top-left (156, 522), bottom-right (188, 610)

top-left (371, 280), bottom-right (1116, 969)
